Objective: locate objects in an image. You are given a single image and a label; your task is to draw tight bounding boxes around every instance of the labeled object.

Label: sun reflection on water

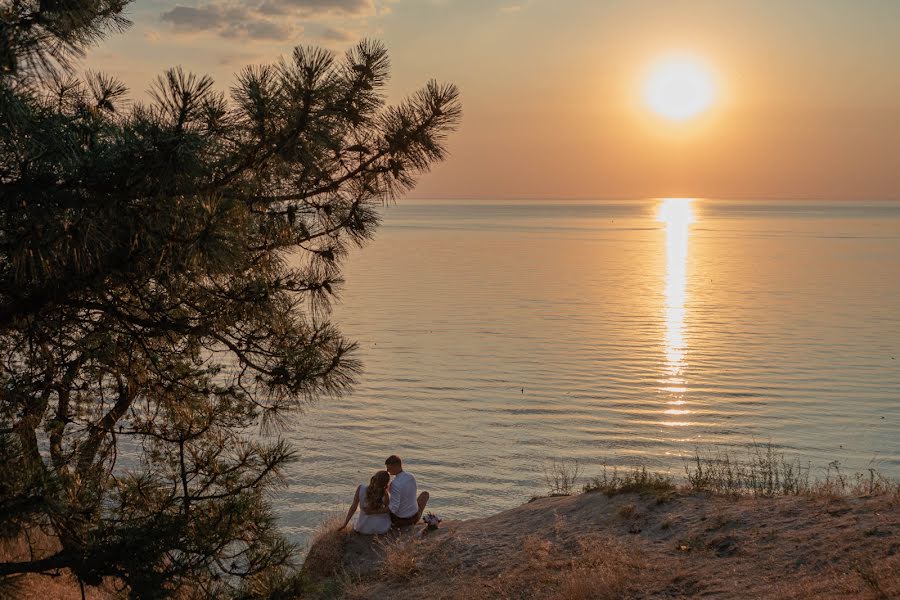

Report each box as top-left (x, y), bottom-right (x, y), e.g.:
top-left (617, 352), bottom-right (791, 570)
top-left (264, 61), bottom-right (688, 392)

top-left (657, 198), bottom-right (695, 426)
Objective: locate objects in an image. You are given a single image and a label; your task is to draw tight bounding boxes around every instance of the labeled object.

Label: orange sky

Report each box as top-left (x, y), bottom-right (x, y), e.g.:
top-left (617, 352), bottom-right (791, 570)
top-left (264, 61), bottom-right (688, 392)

top-left (86, 0), bottom-right (900, 200)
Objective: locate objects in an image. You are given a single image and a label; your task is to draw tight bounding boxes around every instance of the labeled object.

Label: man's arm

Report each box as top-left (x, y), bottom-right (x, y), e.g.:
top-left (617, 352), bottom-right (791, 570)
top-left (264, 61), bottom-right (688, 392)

top-left (388, 477), bottom-right (403, 514)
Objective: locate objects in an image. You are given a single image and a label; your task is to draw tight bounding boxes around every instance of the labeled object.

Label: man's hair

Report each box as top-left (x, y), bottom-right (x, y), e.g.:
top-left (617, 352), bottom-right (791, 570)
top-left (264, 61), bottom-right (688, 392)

top-left (385, 455), bottom-right (402, 467)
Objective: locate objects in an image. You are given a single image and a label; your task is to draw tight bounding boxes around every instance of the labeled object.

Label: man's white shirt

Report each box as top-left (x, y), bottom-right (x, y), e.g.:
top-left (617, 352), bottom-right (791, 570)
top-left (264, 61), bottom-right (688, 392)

top-left (388, 471), bottom-right (417, 518)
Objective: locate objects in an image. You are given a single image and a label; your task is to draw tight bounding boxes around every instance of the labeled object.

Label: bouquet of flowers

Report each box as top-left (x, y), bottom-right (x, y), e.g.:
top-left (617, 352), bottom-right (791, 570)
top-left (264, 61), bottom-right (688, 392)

top-left (422, 512), bottom-right (442, 530)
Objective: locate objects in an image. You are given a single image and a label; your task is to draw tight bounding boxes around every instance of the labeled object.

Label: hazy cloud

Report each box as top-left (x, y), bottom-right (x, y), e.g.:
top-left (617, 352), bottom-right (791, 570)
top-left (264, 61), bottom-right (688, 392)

top-left (319, 26), bottom-right (356, 43)
top-left (144, 28), bottom-right (162, 43)
top-left (258, 0), bottom-right (374, 17)
top-left (225, 19), bottom-right (293, 40)
top-left (160, 0), bottom-right (382, 41)
top-left (161, 5), bottom-right (227, 32)
top-left (499, 5), bottom-right (521, 14)
top-left (217, 51), bottom-right (266, 66)
top-left (160, 3), bottom-right (297, 41)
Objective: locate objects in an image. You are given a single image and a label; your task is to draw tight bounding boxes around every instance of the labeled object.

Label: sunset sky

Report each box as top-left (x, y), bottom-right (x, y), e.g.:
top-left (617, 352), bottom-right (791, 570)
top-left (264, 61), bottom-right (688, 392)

top-left (85, 0), bottom-right (900, 200)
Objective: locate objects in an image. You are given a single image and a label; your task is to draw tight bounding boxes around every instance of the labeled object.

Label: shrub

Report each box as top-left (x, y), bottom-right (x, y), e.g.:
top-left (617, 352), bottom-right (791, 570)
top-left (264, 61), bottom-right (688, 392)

top-left (544, 459), bottom-right (582, 496)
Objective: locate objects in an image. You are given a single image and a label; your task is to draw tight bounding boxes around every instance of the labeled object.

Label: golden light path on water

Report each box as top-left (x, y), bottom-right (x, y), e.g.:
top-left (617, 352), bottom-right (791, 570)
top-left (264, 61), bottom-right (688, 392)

top-left (657, 198), bottom-right (695, 427)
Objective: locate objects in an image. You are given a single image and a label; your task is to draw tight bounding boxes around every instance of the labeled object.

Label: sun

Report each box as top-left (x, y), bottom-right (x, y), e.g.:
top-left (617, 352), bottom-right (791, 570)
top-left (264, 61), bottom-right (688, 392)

top-left (643, 56), bottom-right (716, 121)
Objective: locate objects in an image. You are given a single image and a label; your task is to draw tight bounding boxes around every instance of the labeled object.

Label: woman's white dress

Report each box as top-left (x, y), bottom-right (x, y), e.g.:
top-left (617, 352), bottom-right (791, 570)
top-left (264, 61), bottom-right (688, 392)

top-left (354, 484), bottom-right (391, 534)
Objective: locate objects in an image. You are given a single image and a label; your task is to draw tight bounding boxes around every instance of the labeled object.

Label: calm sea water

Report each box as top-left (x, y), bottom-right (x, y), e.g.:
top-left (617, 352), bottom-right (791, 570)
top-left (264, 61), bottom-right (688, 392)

top-left (277, 199), bottom-right (900, 546)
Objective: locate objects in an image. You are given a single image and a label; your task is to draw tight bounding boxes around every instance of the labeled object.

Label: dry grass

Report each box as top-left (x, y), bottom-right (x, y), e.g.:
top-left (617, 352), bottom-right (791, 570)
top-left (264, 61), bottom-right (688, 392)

top-left (338, 578), bottom-right (380, 600)
top-left (617, 503), bottom-right (636, 519)
top-left (328, 521), bottom-right (647, 600)
top-left (577, 443), bottom-right (899, 502)
top-left (768, 554), bottom-right (900, 600)
top-left (300, 442), bottom-right (900, 600)
top-left (308, 570), bottom-right (372, 600)
top-left (553, 537), bottom-right (644, 600)
top-left (446, 533), bottom-right (646, 600)
top-left (685, 443), bottom-right (900, 499)
top-left (376, 535), bottom-right (424, 581)
top-left (583, 464), bottom-right (676, 498)
top-left (0, 529), bottom-right (121, 600)
top-left (0, 572), bottom-right (119, 600)
top-left (555, 572), bottom-right (609, 600)
top-left (553, 511), bottom-right (568, 538)
top-left (302, 515), bottom-right (349, 578)
top-left (811, 462), bottom-right (900, 499)
top-left (853, 554), bottom-right (900, 600)
top-left (522, 533), bottom-right (555, 563)
top-left (303, 488), bottom-right (899, 600)
top-left (685, 443), bottom-right (811, 496)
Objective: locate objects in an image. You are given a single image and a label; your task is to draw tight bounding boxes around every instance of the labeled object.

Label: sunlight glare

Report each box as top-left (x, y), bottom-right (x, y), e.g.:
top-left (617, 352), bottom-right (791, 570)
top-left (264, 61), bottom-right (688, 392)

top-left (657, 198), bottom-right (695, 425)
top-left (643, 57), bottom-right (716, 121)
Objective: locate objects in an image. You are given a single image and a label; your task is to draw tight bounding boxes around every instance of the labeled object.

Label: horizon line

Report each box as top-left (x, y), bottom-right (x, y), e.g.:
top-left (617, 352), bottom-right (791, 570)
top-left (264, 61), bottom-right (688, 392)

top-left (404, 195), bottom-right (900, 202)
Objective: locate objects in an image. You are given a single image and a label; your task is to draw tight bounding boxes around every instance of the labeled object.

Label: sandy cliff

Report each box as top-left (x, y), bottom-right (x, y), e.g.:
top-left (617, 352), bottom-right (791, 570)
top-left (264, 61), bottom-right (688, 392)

top-left (308, 490), bottom-right (899, 599)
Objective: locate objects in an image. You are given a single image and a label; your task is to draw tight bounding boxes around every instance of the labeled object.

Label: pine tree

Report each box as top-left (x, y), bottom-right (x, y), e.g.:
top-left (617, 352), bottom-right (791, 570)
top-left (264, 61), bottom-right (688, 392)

top-left (0, 1), bottom-right (460, 596)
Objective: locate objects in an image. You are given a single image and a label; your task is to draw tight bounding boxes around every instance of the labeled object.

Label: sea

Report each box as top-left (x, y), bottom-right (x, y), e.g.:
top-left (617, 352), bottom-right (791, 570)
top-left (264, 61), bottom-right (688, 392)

top-left (275, 198), bottom-right (900, 547)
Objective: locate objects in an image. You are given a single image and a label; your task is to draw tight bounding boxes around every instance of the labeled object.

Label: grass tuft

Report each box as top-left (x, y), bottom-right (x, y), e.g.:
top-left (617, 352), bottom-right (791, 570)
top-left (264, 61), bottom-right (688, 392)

top-left (684, 442), bottom-right (900, 499)
top-left (583, 464), bottom-right (676, 497)
top-left (684, 442), bottom-right (811, 496)
top-left (376, 535), bottom-right (424, 581)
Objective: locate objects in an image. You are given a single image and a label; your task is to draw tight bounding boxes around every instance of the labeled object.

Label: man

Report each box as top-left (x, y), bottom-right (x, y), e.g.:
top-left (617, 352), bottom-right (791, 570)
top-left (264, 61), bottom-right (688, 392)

top-left (384, 455), bottom-right (429, 528)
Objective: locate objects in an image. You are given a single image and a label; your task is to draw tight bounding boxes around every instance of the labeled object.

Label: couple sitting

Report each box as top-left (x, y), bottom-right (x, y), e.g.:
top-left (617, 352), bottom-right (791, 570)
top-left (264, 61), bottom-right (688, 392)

top-left (340, 455), bottom-right (429, 534)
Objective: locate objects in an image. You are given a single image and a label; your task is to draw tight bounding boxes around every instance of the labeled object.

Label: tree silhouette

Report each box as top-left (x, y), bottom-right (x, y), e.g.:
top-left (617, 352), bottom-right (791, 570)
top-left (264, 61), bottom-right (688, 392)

top-left (0, 1), bottom-right (460, 596)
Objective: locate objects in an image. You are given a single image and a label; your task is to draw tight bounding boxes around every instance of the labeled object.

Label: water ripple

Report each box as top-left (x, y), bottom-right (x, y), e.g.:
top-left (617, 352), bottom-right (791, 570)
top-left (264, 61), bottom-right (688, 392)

top-left (280, 199), bottom-right (900, 548)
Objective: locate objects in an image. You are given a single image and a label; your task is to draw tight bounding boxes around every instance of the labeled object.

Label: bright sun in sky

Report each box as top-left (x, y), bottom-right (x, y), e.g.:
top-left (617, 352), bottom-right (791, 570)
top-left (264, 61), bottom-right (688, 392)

top-left (643, 56), bottom-right (716, 121)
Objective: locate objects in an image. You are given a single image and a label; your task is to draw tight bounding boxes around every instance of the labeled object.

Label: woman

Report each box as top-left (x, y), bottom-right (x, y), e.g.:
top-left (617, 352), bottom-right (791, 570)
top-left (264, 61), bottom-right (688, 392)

top-left (339, 470), bottom-right (391, 534)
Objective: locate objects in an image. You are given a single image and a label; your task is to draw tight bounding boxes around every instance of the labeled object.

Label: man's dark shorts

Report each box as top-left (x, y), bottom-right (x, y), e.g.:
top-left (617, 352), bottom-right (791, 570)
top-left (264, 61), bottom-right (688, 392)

top-left (390, 512), bottom-right (418, 528)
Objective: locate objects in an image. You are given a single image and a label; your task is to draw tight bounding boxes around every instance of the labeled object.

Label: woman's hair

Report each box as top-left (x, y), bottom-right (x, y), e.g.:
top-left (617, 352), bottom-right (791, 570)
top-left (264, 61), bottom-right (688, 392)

top-left (365, 470), bottom-right (390, 510)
